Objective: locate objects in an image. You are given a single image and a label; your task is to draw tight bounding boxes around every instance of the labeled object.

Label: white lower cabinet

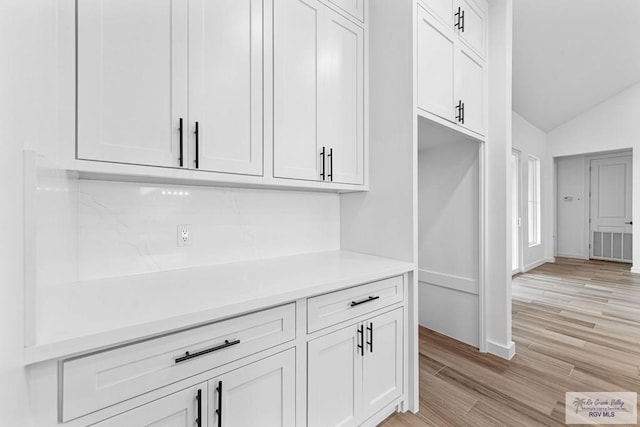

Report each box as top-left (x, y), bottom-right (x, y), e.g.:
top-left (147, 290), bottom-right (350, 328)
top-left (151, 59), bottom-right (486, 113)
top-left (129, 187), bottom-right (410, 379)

top-left (307, 308), bottom-right (403, 427)
top-left (93, 350), bottom-right (295, 427)
top-left (209, 349), bottom-right (296, 427)
top-left (92, 384), bottom-right (207, 427)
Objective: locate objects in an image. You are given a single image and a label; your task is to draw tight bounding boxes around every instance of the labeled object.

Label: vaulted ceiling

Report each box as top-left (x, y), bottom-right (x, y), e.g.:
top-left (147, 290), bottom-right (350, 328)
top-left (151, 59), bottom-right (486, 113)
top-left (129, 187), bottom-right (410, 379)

top-left (512, 0), bottom-right (640, 132)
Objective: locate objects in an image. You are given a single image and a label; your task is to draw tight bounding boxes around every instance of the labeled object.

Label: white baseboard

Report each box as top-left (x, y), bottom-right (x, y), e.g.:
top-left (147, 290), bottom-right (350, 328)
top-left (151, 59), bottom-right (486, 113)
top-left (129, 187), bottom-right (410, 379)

top-left (556, 252), bottom-right (588, 260)
top-left (631, 266), bottom-right (640, 274)
top-left (523, 257), bottom-right (552, 272)
top-left (486, 340), bottom-right (515, 360)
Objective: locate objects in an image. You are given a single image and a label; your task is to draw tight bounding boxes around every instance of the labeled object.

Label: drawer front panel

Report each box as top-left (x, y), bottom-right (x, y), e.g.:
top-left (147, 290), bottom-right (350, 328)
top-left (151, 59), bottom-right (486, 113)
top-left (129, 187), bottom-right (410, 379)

top-left (62, 304), bottom-right (295, 421)
top-left (307, 276), bottom-right (403, 333)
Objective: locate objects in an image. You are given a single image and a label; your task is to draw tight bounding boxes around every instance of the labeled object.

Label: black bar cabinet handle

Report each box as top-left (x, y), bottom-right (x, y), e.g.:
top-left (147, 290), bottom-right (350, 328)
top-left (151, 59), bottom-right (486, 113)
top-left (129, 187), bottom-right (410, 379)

top-left (357, 324), bottom-right (364, 357)
top-left (461, 102), bottom-right (465, 124)
top-left (175, 339), bottom-right (240, 364)
top-left (454, 7), bottom-right (461, 29)
top-left (194, 121), bottom-right (200, 169)
top-left (367, 322), bottom-right (373, 353)
top-left (179, 118), bottom-right (184, 167)
top-left (196, 389), bottom-right (202, 427)
top-left (460, 9), bottom-right (465, 32)
top-left (216, 381), bottom-right (223, 427)
top-left (320, 147), bottom-right (326, 180)
top-left (350, 295), bottom-right (380, 307)
top-left (328, 148), bottom-right (333, 181)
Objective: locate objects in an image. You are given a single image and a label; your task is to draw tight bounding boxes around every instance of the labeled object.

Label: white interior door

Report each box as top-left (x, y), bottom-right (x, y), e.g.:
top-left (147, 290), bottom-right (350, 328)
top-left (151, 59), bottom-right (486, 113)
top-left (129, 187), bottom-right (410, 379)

top-left (189, 0), bottom-right (263, 175)
top-left (590, 156), bottom-right (633, 262)
top-left (210, 350), bottom-right (296, 427)
top-left (77, 0), bottom-right (188, 168)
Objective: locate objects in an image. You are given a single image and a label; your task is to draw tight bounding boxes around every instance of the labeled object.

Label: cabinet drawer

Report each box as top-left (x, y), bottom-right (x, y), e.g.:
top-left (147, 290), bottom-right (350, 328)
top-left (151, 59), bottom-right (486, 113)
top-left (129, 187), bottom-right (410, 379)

top-left (61, 304), bottom-right (295, 422)
top-left (307, 276), bottom-right (403, 333)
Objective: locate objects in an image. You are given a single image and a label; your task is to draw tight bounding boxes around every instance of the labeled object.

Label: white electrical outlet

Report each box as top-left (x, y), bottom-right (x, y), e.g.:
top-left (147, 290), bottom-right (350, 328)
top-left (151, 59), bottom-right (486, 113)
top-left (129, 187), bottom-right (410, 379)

top-left (177, 225), bottom-right (192, 247)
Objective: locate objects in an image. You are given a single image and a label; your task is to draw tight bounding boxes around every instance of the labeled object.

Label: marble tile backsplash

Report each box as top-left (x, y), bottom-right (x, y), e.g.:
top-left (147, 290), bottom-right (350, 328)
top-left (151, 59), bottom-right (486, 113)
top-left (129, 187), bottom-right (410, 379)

top-left (37, 174), bottom-right (340, 283)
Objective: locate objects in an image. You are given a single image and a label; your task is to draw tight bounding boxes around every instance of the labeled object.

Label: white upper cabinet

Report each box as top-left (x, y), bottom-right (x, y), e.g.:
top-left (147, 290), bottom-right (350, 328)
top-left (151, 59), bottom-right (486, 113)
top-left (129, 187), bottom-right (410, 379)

top-left (320, 12), bottom-right (365, 185)
top-left (417, 6), bottom-right (455, 122)
top-left (421, 0), bottom-right (453, 27)
top-left (327, 0), bottom-right (365, 23)
top-left (189, 0), bottom-right (263, 176)
top-left (417, 0), bottom-right (487, 136)
top-left (455, 0), bottom-right (486, 59)
top-left (274, 0), bottom-right (365, 184)
top-left (456, 46), bottom-right (484, 135)
top-left (273, 0), bottom-right (323, 182)
top-left (77, 0), bottom-right (188, 168)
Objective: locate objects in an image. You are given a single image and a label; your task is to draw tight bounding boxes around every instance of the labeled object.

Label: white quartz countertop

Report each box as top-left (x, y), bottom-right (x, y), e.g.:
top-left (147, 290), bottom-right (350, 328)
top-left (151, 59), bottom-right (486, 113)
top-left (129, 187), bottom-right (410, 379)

top-left (26, 251), bottom-right (414, 365)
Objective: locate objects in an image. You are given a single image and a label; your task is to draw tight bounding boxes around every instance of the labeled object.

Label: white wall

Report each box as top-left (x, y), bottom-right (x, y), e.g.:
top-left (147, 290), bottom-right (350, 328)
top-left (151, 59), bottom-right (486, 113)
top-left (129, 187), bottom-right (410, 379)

top-left (546, 82), bottom-right (640, 271)
top-left (484, 0), bottom-right (515, 359)
top-left (0, 0), bottom-right (59, 424)
top-left (36, 173), bottom-right (340, 283)
top-left (556, 155), bottom-right (588, 258)
top-left (417, 140), bottom-right (479, 347)
top-left (512, 112), bottom-right (550, 271)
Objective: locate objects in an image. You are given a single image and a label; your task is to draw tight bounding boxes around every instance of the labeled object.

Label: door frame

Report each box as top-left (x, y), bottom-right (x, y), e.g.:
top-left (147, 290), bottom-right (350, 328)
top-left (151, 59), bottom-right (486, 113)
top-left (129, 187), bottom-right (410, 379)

top-left (585, 151), bottom-right (633, 262)
top-left (511, 149), bottom-right (523, 274)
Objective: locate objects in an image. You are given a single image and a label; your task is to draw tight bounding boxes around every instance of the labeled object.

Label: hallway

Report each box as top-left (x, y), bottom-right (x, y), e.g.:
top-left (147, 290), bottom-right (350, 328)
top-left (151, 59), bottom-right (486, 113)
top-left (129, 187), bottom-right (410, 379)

top-left (384, 258), bottom-right (640, 426)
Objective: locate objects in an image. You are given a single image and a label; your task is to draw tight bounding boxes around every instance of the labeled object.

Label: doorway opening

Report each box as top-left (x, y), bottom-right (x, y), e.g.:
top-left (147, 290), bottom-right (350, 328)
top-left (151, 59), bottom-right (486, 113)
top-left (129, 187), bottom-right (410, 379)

top-left (555, 150), bottom-right (633, 264)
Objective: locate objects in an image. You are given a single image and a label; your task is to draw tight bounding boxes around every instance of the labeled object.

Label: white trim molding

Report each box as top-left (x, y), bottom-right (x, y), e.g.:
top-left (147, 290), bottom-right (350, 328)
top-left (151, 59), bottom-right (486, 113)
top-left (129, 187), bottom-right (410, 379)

top-left (487, 340), bottom-right (515, 360)
top-left (418, 269), bottom-right (479, 295)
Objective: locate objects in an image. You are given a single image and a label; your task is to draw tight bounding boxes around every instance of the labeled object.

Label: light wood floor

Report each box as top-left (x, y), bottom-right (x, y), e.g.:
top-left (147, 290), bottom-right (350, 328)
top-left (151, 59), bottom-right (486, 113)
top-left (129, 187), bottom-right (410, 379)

top-left (383, 258), bottom-right (640, 426)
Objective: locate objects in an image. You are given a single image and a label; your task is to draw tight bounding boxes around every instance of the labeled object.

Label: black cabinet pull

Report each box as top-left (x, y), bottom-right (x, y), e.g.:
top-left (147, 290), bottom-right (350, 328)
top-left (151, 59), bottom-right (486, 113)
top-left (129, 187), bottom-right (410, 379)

top-left (357, 324), bottom-right (364, 357)
top-left (328, 148), bottom-right (333, 182)
top-left (216, 381), bottom-right (223, 427)
top-left (454, 7), bottom-right (461, 29)
top-left (367, 322), bottom-right (373, 353)
top-left (455, 100), bottom-right (463, 122)
top-left (460, 9), bottom-right (465, 32)
top-left (195, 389), bottom-right (202, 427)
top-left (179, 118), bottom-right (184, 167)
top-left (174, 339), bottom-right (240, 364)
top-left (320, 147), bottom-right (326, 180)
top-left (461, 101), bottom-right (465, 124)
top-left (194, 121), bottom-right (200, 169)
top-left (350, 296), bottom-right (380, 307)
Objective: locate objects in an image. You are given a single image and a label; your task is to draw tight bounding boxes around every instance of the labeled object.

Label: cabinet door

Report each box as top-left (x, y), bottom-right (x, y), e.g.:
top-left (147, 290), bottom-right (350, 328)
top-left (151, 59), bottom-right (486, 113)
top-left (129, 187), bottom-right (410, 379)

top-left (320, 10), bottom-right (364, 185)
top-left (327, 0), bottom-right (365, 22)
top-left (189, 0), bottom-right (263, 175)
top-left (273, 0), bottom-right (323, 181)
top-left (456, 46), bottom-right (484, 135)
top-left (93, 385), bottom-right (206, 427)
top-left (456, 0), bottom-right (486, 58)
top-left (421, 0), bottom-right (454, 27)
top-left (308, 325), bottom-right (362, 427)
top-left (362, 309), bottom-right (403, 419)
top-left (210, 350), bottom-right (296, 427)
top-left (77, 0), bottom-right (188, 168)
top-left (417, 5), bottom-right (456, 122)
